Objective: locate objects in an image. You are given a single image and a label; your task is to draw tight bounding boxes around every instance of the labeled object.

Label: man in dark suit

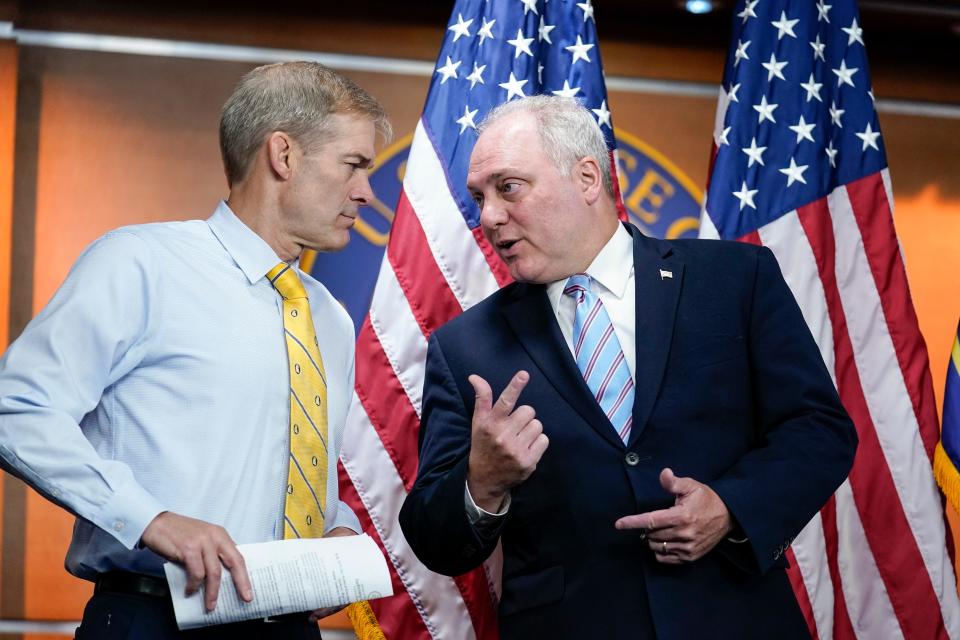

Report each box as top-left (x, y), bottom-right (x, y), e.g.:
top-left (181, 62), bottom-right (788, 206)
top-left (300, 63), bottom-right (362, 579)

top-left (399, 96), bottom-right (857, 639)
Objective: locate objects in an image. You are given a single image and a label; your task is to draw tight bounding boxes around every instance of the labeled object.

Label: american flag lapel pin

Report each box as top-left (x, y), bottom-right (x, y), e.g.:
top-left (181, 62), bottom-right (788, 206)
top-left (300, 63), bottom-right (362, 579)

top-left (659, 269), bottom-right (673, 281)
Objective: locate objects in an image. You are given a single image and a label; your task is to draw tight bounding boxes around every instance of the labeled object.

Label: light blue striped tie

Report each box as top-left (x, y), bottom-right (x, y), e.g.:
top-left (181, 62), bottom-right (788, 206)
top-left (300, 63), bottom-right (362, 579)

top-left (564, 274), bottom-right (635, 443)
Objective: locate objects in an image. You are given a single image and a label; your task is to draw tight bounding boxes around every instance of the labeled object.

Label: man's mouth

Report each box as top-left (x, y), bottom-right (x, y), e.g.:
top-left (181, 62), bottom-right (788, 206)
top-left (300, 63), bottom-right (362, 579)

top-left (497, 239), bottom-right (520, 251)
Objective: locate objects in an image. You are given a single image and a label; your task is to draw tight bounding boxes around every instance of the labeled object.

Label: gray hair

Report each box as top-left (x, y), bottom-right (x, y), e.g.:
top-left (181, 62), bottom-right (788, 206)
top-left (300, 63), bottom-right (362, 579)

top-left (478, 95), bottom-right (613, 198)
top-left (219, 61), bottom-right (392, 186)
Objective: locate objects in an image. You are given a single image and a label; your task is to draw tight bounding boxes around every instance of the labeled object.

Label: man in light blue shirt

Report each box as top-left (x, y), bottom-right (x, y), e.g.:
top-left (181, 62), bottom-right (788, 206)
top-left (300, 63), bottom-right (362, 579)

top-left (0, 61), bottom-right (390, 638)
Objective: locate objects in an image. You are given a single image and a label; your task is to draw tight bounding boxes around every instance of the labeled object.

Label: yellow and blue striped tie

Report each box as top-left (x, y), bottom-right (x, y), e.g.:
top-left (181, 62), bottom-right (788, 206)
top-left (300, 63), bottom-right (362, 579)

top-left (268, 262), bottom-right (328, 539)
top-left (269, 263), bottom-right (386, 637)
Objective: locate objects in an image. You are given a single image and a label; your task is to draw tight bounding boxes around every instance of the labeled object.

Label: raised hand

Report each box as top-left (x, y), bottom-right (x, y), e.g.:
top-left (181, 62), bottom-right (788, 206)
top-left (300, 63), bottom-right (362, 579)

top-left (466, 371), bottom-right (549, 512)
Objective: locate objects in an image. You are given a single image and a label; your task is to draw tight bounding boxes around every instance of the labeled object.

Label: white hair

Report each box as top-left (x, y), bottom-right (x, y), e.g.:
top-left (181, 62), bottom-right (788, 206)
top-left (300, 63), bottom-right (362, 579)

top-left (478, 95), bottom-right (613, 197)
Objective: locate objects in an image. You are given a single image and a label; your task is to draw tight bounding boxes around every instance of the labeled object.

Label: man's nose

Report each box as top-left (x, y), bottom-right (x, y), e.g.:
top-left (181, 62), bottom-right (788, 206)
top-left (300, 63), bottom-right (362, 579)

top-left (350, 173), bottom-right (373, 206)
top-left (479, 199), bottom-right (508, 229)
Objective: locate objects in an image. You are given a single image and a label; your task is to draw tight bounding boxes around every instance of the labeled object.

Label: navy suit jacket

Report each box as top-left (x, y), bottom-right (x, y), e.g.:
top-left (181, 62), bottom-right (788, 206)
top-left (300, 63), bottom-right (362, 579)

top-left (400, 225), bottom-right (857, 639)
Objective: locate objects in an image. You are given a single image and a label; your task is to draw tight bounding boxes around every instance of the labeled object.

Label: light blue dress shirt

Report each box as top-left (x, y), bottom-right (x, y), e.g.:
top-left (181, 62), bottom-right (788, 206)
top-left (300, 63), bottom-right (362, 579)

top-left (0, 202), bottom-right (360, 580)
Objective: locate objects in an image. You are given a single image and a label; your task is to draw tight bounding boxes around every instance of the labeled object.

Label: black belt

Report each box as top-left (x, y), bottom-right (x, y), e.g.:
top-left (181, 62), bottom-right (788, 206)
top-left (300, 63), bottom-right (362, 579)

top-left (94, 572), bottom-right (310, 624)
top-left (95, 571), bottom-right (170, 599)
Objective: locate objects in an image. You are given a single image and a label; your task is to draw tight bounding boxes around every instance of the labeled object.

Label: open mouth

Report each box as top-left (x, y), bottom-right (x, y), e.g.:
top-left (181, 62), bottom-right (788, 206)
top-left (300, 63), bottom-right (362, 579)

top-left (497, 239), bottom-right (519, 251)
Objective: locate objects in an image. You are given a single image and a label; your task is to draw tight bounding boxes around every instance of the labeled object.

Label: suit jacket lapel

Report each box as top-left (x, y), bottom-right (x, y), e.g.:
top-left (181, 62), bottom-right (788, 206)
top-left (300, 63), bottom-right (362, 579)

top-left (500, 284), bottom-right (625, 450)
top-left (626, 225), bottom-right (684, 445)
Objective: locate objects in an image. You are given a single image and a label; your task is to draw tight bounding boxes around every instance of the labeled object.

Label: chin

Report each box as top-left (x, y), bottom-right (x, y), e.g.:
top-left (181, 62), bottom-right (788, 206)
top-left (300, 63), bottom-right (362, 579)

top-left (513, 264), bottom-right (565, 285)
top-left (309, 229), bottom-right (352, 254)
top-left (508, 264), bottom-right (543, 284)
top-left (327, 235), bottom-right (352, 253)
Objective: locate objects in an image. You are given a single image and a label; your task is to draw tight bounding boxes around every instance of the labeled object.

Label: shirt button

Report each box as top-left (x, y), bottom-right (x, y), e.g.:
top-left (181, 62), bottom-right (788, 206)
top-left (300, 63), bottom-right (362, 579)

top-left (625, 452), bottom-right (641, 466)
top-left (113, 520), bottom-right (125, 532)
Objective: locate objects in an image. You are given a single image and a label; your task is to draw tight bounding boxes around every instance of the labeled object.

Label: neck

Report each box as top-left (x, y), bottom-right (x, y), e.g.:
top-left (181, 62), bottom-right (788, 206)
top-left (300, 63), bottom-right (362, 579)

top-left (226, 182), bottom-right (300, 262)
top-left (574, 207), bottom-right (621, 274)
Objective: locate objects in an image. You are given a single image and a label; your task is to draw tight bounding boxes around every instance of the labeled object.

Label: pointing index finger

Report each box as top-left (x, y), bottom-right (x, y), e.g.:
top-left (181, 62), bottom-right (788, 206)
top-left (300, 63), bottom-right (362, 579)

top-left (492, 371), bottom-right (530, 419)
top-left (615, 506), bottom-right (684, 532)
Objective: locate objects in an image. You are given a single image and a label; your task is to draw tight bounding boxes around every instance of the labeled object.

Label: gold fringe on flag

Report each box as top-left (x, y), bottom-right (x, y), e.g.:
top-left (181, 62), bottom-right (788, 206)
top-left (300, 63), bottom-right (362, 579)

top-left (934, 441), bottom-right (960, 515)
top-left (346, 600), bottom-right (386, 640)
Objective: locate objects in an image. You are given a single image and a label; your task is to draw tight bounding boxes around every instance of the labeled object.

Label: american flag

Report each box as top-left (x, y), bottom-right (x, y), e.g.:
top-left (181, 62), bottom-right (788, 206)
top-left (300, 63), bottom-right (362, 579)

top-left (700, 0), bottom-right (960, 637)
top-left (336, 0), bottom-right (617, 637)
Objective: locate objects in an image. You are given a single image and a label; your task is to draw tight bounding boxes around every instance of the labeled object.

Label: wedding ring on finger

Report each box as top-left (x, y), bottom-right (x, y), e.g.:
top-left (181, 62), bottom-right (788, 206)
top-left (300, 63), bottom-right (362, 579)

top-left (662, 541), bottom-right (668, 554)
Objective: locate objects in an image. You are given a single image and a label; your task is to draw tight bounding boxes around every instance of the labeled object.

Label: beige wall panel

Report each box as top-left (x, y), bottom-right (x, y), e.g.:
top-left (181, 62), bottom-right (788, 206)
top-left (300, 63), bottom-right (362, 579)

top-left (23, 493), bottom-right (88, 619)
top-left (608, 90), bottom-right (715, 191)
top-left (0, 38), bottom-right (17, 614)
top-left (895, 184), bottom-right (960, 413)
top-left (30, 49), bottom-right (235, 313)
top-left (0, 41), bottom-right (15, 348)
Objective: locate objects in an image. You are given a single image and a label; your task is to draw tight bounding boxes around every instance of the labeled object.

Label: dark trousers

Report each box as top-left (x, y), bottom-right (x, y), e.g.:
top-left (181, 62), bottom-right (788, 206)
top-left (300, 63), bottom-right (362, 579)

top-left (75, 591), bottom-right (323, 640)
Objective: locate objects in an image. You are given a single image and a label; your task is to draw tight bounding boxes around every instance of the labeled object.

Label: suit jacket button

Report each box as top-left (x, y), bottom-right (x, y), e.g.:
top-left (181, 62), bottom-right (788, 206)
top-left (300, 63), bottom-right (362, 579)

top-left (625, 452), bottom-right (641, 466)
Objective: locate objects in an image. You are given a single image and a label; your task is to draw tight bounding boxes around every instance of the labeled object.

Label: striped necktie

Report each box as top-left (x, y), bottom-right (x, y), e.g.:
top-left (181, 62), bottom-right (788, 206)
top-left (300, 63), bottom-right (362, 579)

top-left (267, 262), bottom-right (328, 539)
top-left (564, 273), bottom-right (635, 443)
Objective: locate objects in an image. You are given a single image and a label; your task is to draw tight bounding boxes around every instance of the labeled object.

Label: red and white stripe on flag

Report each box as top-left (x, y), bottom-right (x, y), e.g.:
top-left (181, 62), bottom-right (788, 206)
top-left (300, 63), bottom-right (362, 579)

top-left (700, 2), bottom-right (960, 635)
top-left (336, 0), bottom-right (619, 636)
top-left (702, 171), bottom-right (960, 638)
top-left (337, 121), bottom-right (505, 639)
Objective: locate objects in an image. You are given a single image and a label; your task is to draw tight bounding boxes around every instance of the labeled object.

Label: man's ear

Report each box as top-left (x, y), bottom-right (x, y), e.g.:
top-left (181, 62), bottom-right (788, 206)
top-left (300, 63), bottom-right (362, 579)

top-left (576, 156), bottom-right (604, 205)
top-left (267, 131), bottom-right (295, 180)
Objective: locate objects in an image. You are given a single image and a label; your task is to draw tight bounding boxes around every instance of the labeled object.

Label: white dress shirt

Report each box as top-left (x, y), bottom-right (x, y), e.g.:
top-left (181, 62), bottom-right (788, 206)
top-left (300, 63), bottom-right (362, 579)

top-left (546, 223), bottom-right (636, 380)
top-left (466, 223), bottom-right (636, 523)
top-left (0, 201), bottom-right (360, 579)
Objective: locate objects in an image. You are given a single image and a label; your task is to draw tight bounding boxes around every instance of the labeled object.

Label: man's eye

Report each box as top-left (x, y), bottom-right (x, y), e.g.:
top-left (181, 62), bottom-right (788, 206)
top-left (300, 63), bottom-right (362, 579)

top-left (473, 195), bottom-right (484, 207)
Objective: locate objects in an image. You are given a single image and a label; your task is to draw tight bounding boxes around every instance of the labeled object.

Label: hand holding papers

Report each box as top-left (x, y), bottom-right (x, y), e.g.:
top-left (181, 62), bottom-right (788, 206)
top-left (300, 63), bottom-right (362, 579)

top-left (164, 534), bottom-right (392, 629)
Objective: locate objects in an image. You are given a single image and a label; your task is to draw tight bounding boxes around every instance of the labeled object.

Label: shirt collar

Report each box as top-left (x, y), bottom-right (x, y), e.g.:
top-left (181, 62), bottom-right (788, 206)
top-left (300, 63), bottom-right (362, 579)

top-left (546, 223), bottom-right (634, 312)
top-left (206, 201), bottom-right (285, 285)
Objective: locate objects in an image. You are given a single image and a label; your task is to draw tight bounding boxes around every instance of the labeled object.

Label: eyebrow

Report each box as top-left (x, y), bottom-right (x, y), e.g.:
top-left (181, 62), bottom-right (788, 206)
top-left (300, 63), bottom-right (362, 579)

top-left (470, 169), bottom-right (525, 187)
top-left (345, 153), bottom-right (374, 169)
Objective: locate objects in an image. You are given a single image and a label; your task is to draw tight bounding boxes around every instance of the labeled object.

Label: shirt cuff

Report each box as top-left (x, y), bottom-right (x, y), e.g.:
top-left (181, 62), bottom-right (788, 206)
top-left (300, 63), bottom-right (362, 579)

top-left (91, 480), bottom-right (166, 550)
top-left (725, 521), bottom-right (749, 544)
top-left (464, 482), bottom-right (510, 526)
top-left (326, 500), bottom-right (362, 534)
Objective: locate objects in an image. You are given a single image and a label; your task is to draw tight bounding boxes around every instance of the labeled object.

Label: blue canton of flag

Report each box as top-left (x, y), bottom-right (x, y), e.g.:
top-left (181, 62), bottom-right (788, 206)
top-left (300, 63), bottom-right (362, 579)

top-left (704, 0), bottom-right (885, 239)
top-left (424, 0), bottom-right (616, 230)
